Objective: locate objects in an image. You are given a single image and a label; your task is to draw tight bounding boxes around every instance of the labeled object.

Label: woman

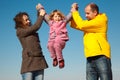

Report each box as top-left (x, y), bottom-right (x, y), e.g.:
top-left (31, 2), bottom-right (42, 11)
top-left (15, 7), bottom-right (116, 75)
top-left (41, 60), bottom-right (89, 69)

top-left (13, 9), bottom-right (48, 80)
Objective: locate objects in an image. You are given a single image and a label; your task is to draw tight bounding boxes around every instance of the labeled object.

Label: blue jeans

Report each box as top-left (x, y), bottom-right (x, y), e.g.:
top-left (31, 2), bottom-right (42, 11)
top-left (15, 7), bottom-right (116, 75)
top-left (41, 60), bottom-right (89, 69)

top-left (22, 70), bottom-right (44, 80)
top-left (86, 55), bottom-right (112, 80)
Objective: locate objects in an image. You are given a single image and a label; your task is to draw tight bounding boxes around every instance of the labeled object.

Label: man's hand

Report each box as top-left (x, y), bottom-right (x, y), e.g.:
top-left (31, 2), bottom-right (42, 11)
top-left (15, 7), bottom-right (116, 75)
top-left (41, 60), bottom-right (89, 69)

top-left (71, 3), bottom-right (79, 12)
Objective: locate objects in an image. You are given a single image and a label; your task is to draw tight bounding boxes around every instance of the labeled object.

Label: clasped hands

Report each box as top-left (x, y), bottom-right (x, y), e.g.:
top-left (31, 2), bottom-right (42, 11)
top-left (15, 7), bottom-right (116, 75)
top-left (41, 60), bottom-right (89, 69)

top-left (36, 3), bottom-right (45, 16)
top-left (36, 2), bottom-right (79, 14)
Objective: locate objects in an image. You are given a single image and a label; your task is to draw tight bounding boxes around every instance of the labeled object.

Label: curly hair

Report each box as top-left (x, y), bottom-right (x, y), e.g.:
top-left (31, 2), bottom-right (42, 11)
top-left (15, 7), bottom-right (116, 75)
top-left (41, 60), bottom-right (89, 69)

top-left (49, 9), bottom-right (65, 20)
top-left (13, 12), bottom-right (31, 29)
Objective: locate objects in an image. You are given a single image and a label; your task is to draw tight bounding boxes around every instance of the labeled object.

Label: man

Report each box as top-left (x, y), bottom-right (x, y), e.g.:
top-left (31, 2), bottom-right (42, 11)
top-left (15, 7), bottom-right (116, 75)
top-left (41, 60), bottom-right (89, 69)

top-left (70, 3), bottom-right (112, 80)
top-left (13, 8), bottom-right (48, 80)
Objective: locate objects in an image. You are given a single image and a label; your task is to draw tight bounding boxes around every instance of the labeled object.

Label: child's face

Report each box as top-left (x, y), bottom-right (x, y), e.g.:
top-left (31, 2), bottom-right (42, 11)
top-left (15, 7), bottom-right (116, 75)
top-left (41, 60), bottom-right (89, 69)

top-left (53, 13), bottom-right (62, 22)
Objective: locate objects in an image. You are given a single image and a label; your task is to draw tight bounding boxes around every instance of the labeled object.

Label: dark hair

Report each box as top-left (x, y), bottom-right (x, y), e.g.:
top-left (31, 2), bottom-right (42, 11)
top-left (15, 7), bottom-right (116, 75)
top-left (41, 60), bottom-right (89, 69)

top-left (13, 12), bottom-right (31, 29)
top-left (88, 3), bottom-right (99, 14)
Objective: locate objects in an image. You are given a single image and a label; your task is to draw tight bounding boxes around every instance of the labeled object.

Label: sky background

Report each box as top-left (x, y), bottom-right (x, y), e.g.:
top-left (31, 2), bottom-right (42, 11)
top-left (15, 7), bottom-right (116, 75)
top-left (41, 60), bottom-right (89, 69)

top-left (0, 0), bottom-right (120, 80)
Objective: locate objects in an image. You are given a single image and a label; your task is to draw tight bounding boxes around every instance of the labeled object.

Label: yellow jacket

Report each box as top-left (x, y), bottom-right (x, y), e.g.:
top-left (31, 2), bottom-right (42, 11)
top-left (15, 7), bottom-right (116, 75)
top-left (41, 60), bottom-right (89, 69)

top-left (70, 11), bottom-right (111, 58)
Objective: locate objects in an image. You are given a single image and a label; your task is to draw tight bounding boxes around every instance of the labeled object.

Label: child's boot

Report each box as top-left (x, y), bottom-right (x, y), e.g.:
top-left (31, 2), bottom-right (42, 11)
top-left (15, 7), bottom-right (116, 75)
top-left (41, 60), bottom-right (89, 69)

top-left (53, 58), bottom-right (58, 67)
top-left (59, 60), bottom-right (64, 68)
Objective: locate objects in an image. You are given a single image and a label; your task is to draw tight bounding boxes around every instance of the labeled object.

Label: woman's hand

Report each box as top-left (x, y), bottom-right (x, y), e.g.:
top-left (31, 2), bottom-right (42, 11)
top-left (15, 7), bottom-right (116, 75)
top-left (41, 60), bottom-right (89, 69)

top-left (39, 9), bottom-right (46, 16)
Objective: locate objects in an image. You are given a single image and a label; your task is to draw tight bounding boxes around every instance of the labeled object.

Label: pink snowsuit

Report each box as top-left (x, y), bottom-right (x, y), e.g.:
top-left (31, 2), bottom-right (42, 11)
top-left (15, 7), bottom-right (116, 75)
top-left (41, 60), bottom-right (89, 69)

top-left (47, 20), bottom-right (69, 61)
top-left (44, 13), bottom-right (72, 61)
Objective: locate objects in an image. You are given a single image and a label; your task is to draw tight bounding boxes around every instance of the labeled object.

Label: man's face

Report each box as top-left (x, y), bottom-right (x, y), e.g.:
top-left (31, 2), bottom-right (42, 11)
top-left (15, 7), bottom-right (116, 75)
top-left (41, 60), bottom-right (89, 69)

top-left (22, 15), bottom-right (30, 27)
top-left (85, 6), bottom-right (97, 20)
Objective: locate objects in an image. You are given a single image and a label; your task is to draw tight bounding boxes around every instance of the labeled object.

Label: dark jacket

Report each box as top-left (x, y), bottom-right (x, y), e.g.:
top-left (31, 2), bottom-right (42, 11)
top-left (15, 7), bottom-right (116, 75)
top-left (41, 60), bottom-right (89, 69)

top-left (16, 16), bottom-right (48, 74)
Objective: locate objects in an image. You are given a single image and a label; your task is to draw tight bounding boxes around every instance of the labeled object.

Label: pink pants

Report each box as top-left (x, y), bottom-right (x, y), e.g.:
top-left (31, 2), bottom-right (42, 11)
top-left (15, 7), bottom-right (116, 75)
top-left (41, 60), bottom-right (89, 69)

top-left (47, 37), bottom-right (66, 61)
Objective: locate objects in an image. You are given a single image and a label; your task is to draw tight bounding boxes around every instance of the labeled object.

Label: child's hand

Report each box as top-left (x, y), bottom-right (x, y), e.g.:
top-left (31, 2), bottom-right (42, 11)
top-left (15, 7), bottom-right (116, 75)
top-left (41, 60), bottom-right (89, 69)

top-left (71, 3), bottom-right (79, 10)
top-left (36, 3), bottom-right (44, 11)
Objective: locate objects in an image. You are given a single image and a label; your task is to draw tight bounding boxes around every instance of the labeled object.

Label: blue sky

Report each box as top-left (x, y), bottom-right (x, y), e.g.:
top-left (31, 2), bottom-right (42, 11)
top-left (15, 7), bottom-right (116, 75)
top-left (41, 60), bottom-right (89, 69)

top-left (0, 0), bottom-right (120, 80)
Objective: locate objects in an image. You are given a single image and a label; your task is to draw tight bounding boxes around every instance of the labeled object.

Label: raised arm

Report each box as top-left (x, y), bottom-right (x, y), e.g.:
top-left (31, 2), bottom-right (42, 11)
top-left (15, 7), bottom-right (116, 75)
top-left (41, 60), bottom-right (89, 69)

top-left (65, 12), bottom-right (72, 23)
top-left (36, 3), bottom-right (50, 24)
top-left (17, 9), bottom-right (46, 37)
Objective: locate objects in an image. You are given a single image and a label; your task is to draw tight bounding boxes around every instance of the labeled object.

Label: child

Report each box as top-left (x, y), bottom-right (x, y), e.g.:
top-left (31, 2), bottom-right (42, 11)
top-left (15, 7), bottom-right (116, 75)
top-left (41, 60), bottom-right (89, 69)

top-left (36, 3), bottom-right (72, 68)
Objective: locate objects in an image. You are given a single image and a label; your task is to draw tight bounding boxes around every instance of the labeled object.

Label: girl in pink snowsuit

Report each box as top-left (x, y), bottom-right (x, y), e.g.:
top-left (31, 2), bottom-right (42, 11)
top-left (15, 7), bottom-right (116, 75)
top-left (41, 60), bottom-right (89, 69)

top-left (36, 4), bottom-right (72, 68)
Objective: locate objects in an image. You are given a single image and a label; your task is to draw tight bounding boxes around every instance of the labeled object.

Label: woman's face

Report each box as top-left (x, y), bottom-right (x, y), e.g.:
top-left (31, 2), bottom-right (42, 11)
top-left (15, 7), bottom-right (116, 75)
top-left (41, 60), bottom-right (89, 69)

top-left (22, 15), bottom-right (30, 27)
